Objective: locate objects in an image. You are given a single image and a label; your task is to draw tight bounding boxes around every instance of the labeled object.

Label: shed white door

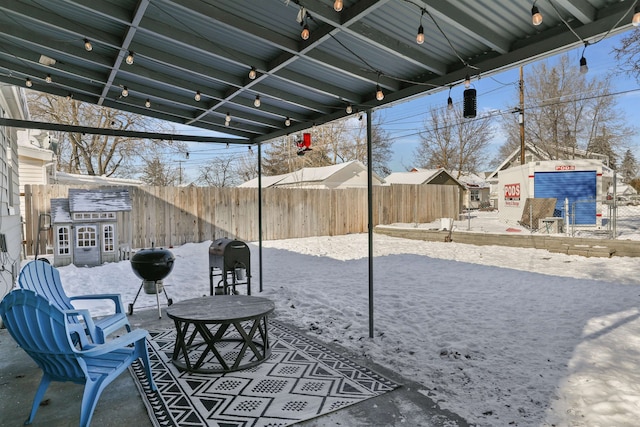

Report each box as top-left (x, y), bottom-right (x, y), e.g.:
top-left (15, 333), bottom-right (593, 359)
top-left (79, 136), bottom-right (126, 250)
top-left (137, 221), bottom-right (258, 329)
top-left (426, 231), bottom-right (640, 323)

top-left (74, 225), bottom-right (101, 266)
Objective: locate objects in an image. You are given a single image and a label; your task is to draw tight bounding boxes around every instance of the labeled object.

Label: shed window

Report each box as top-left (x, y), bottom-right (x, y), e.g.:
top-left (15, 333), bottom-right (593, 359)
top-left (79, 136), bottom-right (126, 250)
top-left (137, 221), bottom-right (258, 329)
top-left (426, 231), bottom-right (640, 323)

top-left (76, 226), bottom-right (97, 247)
top-left (57, 226), bottom-right (70, 255)
top-left (103, 224), bottom-right (115, 252)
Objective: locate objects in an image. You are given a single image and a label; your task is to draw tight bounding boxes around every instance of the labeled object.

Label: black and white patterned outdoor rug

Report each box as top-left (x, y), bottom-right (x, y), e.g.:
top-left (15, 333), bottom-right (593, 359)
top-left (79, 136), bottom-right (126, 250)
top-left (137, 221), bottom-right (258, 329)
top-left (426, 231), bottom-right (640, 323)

top-left (130, 320), bottom-right (399, 427)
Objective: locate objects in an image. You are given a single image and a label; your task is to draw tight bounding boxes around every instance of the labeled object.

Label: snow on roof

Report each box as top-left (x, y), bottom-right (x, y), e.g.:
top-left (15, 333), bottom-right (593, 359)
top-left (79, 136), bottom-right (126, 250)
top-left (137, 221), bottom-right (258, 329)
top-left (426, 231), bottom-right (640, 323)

top-left (384, 169), bottom-right (441, 185)
top-left (238, 173), bottom-right (290, 188)
top-left (276, 161), bottom-right (363, 185)
top-left (50, 198), bottom-right (71, 223)
top-left (68, 188), bottom-right (132, 212)
top-left (238, 161), bottom-right (378, 187)
top-left (54, 171), bottom-right (143, 186)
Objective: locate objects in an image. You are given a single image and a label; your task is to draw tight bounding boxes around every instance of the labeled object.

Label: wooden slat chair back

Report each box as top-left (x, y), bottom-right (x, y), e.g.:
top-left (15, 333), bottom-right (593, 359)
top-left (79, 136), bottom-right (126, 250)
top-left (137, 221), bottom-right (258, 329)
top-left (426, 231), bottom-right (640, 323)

top-left (0, 289), bottom-right (156, 427)
top-left (18, 260), bottom-right (131, 343)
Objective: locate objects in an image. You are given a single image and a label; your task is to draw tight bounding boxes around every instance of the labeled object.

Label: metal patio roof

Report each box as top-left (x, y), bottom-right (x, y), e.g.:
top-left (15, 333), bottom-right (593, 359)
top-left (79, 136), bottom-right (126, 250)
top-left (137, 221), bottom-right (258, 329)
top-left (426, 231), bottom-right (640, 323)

top-left (0, 0), bottom-right (638, 145)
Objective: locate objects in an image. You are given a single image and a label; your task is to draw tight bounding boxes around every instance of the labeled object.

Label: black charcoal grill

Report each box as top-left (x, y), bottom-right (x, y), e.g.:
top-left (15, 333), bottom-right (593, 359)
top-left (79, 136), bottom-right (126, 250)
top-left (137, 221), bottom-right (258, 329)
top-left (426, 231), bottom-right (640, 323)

top-left (209, 238), bottom-right (251, 296)
top-left (129, 245), bottom-right (174, 318)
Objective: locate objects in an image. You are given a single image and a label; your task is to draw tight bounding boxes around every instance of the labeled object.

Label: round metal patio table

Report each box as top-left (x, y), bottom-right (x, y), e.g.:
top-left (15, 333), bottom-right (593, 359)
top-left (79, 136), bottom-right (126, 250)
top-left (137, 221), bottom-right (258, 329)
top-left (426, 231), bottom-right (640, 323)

top-left (166, 295), bottom-right (275, 373)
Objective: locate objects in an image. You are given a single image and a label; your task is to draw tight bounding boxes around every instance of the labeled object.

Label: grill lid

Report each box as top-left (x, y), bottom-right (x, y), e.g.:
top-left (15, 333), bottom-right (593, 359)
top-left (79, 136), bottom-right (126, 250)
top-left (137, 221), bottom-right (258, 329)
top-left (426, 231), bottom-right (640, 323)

top-left (131, 246), bottom-right (175, 281)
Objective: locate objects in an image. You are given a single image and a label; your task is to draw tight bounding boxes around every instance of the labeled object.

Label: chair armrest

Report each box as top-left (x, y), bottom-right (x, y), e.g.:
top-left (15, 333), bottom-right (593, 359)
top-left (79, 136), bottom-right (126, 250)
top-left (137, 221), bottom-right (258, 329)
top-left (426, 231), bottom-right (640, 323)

top-left (63, 309), bottom-right (99, 346)
top-left (79, 329), bottom-right (149, 357)
top-left (69, 293), bottom-right (125, 314)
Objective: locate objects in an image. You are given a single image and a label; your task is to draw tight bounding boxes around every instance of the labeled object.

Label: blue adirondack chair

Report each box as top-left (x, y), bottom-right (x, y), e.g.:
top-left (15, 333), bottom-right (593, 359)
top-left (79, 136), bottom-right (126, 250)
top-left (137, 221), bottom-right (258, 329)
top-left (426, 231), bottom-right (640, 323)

top-left (0, 289), bottom-right (156, 427)
top-left (18, 260), bottom-right (130, 343)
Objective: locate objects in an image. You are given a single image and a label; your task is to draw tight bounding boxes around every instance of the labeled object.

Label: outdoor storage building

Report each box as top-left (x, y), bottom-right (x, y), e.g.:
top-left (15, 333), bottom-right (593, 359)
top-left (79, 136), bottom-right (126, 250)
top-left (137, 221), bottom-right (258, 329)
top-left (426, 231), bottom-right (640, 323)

top-left (497, 160), bottom-right (612, 228)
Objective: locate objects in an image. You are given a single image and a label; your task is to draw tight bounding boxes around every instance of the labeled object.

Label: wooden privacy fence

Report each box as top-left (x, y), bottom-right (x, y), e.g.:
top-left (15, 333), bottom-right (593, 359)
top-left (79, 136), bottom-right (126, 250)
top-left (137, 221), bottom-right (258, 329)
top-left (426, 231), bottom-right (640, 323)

top-left (23, 184), bottom-right (460, 256)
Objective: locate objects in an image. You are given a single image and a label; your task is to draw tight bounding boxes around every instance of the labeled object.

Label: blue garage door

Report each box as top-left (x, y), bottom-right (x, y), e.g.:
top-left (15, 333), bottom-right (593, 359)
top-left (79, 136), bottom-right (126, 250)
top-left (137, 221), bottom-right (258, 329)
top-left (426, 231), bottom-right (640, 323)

top-left (534, 171), bottom-right (596, 225)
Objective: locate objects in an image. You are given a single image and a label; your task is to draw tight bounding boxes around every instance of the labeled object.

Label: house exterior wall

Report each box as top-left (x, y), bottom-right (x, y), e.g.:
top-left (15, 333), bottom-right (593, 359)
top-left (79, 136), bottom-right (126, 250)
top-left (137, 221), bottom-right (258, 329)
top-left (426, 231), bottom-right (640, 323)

top-left (0, 85), bottom-right (27, 301)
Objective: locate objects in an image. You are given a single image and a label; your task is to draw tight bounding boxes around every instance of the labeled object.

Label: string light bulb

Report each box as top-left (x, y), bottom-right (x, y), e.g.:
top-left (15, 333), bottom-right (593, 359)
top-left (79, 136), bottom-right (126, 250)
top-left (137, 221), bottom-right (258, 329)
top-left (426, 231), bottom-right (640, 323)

top-left (83, 38), bottom-right (93, 51)
top-left (194, 91), bottom-right (201, 101)
top-left (248, 67), bottom-right (257, 80)
top-left (333, 0), bottom-right (343, 12)
top-left (447, 96), bottom-right (453, 110)
top-left (45, 74), bottom-right (52, 83)
top-left (254, 95), bottom-right (261, 107)
top-left (285, 117), bottom-right (291, 126)
top-left (121, 86), bottom-right (128, 97)
top-left (416, 25), bottom-right (425, 44)
top-left (464, 73), bottom-right (471, 88)
top-left (375, 84), bottom-right (384, 101)
top-left (225, 112), bottom-right (231, 126)
top-left (633, 6), bottom-right (640, 26)
top-left (579, 56), bottom-right (588, 74)
top-left (145, 99), bottom-right (151, 108)
top-left (531, 5), bottom-right (543, 26)
top-left (301, 23), bottom-right (310, 40)
top-left (416, 10), bottom-right (425, 44)
top-left (346, 104), bottom-right (353, 114)
top-left (125, 51), bottom-right (134, 65)
top-left (25, 78), bottom-right (32, 87)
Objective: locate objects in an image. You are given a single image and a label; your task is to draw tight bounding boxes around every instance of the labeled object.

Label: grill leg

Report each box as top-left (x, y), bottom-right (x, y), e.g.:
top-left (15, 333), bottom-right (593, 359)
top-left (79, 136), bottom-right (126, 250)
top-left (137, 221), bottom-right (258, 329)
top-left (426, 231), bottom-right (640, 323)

top-left (155, 281), bottom-right (162, 318)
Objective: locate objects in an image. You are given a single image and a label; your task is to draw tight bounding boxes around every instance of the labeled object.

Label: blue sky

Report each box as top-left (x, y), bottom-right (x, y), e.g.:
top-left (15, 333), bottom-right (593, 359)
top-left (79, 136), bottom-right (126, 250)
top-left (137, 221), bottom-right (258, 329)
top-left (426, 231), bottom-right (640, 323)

top-left (170, 30), bottom-right (640, 181)
top-left (377, 30), bottom-right (640, 172)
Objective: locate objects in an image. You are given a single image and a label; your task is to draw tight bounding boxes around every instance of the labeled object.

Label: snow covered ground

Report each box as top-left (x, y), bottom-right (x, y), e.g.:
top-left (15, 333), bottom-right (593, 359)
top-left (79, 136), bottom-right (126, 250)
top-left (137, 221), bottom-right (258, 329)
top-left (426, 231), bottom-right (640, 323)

top-left (30, 212), bottom-right (640, 426)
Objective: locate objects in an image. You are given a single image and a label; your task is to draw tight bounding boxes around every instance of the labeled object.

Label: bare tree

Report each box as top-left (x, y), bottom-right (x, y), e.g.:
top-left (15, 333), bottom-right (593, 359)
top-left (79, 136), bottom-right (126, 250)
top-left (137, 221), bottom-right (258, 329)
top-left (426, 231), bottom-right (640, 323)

top-left (612, 29), bottom-right (640, 83)
top-left (415, 104), bottom-right (493, 176)
top-left (27, 91), bottom-right (184, 178)
top-left (141, 155), bottom-right (180, 186)
top-left (196, 156), bottom-right (243, 187)
top-left (261, 113), bottom-right (393, 176)
top-left (496, 55), bottom-right (632, 165)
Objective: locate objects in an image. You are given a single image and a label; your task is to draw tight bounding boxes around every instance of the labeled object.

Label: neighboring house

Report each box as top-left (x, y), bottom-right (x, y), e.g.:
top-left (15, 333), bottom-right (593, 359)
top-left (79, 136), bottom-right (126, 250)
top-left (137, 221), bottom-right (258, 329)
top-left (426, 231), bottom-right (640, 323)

top-left (409, 168), bottom-right (490, 209)
top-left (0, 85), bottom-right (27, 302)
top-left (384, 168), bottom-right (466, 211)
top-left (50, 188), bottom-right (133, 267)
top-left (239, 161), bottom-right (384, 189)
top-left (384, 168), bottom-right (465, 187)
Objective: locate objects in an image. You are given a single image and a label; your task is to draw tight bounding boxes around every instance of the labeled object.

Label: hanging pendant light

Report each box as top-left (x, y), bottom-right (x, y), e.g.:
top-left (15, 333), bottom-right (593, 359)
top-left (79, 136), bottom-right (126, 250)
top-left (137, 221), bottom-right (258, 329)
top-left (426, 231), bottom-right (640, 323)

top-left (531, 5), bottom-right (543, 26)
top-left (579, 56), bottom-right (588, 74)
top-left (125, 51), bottom-right (134, 65)
top-left (254, 95), bottom-right (261, 107)
top-left (375, 84), bottom-right (384, 101)
top-left (333, 0), bottom-right (343, 12)
top-left (83, 38), bottom-right (93, 51)
top-left (248, 67), bottom-right (257, 80)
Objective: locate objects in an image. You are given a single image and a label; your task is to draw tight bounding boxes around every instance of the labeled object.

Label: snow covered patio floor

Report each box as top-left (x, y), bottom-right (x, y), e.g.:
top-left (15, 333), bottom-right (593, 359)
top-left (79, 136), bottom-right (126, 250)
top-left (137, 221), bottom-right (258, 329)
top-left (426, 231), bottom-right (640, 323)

top-left (0, 304), bottom-right (467, 427)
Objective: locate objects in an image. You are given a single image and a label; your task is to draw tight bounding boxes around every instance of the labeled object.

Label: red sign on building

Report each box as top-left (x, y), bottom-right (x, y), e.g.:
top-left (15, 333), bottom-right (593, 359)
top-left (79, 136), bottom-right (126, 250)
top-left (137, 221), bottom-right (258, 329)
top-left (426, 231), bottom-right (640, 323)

top-left (504, 183), bottom-right (520, 200)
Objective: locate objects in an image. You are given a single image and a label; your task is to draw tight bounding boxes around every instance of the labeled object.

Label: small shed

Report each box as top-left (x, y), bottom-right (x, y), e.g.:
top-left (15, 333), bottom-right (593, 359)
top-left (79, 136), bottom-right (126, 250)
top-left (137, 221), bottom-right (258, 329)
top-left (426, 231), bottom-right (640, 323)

top-left (497, 159), bottom-right (612, 228)
top-left (50, 188), bottom-right (133, 267)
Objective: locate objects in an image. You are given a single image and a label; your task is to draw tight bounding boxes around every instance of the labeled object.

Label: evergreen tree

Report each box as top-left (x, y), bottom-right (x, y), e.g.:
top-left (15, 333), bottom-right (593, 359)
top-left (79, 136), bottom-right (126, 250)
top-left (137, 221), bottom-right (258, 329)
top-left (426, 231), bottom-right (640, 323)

top-left (620, 149), bottom-right (638, 183)
top-left (140, 155), bottom-right (180, 186)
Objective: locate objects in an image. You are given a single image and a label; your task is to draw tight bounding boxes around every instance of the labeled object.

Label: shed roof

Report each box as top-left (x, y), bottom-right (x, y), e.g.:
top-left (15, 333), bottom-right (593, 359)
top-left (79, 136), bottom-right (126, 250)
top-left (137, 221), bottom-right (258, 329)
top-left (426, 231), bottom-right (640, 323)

top-left (68, 188), bottom-right (133, 213)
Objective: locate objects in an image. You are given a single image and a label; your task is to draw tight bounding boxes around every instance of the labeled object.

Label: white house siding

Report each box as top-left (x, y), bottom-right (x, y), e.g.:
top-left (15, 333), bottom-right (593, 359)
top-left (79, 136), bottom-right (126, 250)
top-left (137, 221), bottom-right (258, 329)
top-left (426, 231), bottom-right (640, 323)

top-left (0, 85), bottom-right (27, 302)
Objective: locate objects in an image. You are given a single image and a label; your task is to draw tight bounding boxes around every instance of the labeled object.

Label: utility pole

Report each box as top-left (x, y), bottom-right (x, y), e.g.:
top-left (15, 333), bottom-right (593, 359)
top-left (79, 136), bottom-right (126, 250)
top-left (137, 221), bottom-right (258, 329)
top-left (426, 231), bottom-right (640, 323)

top-left (519, 66), bottom-right (525, 165)
top-left (177, 160), bottom-right (184, 185)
